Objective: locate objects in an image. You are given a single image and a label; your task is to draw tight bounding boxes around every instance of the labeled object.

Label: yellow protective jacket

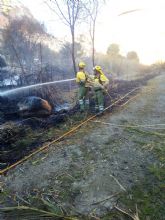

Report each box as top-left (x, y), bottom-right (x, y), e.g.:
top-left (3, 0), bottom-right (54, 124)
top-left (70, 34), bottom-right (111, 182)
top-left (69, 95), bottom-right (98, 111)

top-left (94, 70), bottom-right (109, 87)
top-left (76, 71), bottom-right (93, 87)
top-left (76, 71), bottom-right (86, 83)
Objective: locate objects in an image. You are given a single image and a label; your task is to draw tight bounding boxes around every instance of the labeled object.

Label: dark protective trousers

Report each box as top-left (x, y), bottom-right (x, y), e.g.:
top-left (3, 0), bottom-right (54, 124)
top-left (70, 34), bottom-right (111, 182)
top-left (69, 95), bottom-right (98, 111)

top-left (94, 89), bottom-right (104, 112)
top-left (78, 85), bottom-right (89, 111)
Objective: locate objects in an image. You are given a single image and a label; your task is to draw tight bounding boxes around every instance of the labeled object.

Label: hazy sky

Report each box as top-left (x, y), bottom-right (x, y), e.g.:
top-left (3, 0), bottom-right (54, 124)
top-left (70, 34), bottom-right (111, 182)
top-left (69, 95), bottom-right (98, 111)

top-left (21, 0), bottom-right (165, 64)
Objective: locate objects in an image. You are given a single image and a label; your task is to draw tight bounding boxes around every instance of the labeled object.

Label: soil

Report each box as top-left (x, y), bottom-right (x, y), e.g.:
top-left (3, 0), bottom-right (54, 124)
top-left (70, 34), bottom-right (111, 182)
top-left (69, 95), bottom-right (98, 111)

top-left (0, 74), bottom-right (165, 219)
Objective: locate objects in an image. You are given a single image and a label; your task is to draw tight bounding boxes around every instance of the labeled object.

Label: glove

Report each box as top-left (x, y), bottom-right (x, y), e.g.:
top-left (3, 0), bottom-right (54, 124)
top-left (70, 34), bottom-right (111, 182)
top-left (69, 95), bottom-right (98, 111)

top-left (79, 80), bottom-right (85, 86)
top-left (95, 84), bottom-right (104, 90)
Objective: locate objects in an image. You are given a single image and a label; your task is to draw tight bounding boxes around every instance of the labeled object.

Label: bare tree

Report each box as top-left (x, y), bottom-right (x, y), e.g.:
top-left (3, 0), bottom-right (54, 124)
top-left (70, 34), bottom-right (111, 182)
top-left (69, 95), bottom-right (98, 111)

top-left (46, 0), bottom-right (88, 75)
top-left (84, 0), bottom-right (98, 67)
top-left (82, 0), bottom-right (105, 66)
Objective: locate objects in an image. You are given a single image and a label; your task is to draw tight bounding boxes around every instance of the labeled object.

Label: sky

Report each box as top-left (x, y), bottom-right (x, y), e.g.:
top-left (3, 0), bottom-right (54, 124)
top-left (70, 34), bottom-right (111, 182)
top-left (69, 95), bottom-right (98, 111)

top-left (20, 0), bottom-right (165, 65)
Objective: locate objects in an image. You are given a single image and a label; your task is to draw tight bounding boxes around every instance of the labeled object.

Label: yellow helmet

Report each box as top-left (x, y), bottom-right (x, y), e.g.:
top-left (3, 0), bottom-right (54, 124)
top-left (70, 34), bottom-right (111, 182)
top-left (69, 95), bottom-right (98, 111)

top-left (93, 65), bottom-right (102, 72)
top-left (78, 61), bottom-right (86, 68)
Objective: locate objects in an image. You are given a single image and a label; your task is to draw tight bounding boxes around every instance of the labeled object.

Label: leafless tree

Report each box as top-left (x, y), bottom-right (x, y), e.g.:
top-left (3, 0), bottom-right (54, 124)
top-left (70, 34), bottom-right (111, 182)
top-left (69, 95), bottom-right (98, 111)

top-left (82, 0), bottom-right (105, 66)
top-left (46, 0), bottom-right (88, 75)
top-left (84, 0), bottom-right (98, 67)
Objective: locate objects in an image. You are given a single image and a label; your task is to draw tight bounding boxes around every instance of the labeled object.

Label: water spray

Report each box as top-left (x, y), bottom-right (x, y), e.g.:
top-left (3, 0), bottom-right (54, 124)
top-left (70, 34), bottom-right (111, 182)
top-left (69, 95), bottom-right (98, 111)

top-left (0, 78), bottom-right (76, 97)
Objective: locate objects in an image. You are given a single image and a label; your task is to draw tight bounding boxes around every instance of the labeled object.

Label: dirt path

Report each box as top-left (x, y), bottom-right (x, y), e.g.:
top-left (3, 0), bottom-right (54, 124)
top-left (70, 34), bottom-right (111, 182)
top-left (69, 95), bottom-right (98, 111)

top-left (0, 74), bottom-right (165, 219)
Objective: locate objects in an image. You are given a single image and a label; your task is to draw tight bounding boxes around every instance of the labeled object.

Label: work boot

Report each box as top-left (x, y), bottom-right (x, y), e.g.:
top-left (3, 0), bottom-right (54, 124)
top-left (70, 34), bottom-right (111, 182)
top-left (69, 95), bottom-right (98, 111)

top-left (99, 105), bottom-right (104, 114)
top-left (79, 99), bottom-right (85, 112)
top-left (85, 99), bottom-right (90, 111)
top-left (95, 105), bottom-right (99, 113)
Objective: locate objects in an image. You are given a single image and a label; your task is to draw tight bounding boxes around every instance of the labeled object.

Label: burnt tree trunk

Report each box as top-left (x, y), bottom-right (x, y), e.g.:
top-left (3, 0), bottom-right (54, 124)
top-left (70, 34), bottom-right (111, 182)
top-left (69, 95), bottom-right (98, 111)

top-left (71, 26), bottom-right (77, 75)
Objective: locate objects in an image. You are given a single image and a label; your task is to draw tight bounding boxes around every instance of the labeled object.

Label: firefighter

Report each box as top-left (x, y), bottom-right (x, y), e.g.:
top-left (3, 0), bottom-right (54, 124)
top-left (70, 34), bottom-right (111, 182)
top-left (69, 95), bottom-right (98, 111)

top-left (93, 65), bottom-right (109, 113)
top-left (76, 61), bottom-right (90, 111)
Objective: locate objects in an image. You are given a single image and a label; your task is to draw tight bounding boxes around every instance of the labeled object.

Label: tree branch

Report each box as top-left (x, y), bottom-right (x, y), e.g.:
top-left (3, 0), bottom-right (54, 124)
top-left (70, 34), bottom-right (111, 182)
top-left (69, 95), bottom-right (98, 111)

top-left (44, 1), bottom-right (70, 26)
top-left (53, 0), bottom-right (70, 25)
top-left (66, 0), bottom-right (72, 25)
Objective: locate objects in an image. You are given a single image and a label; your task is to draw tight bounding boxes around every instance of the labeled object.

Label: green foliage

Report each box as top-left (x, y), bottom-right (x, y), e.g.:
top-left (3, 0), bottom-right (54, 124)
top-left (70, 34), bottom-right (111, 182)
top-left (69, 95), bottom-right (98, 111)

top-left (13, 138), bottom-right (34, 149)
top-left (118, 180), bottom-right (165, 219)
top-left (125, 127), bottom-right (165, 138)
top-left (107, 43), bottom-right (120, 57)
top-left (0, 194), bottom-right (79, 219)
top-left (114, 126), bottom-right (165, 220)
top-left (127, 51), bottom-right (139, 63)
top-left (0, 205), bottom-right (78, 220)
